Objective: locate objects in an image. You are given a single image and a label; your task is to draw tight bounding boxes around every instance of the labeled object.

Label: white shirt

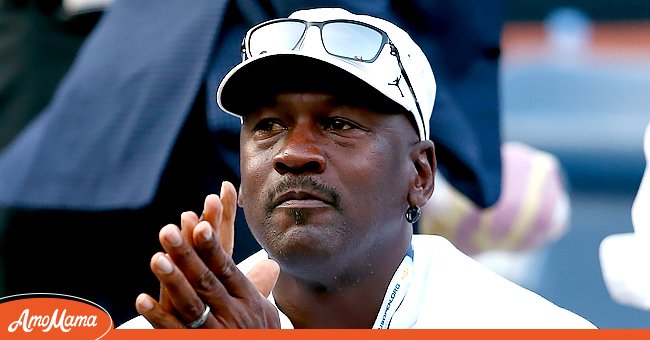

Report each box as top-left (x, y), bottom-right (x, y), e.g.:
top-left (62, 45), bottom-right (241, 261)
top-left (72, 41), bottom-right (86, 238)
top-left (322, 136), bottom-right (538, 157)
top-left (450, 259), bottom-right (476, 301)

top-left (599, 122), bottom-right (650, 310)
top-left (119, 234), bottom-right (595, 329)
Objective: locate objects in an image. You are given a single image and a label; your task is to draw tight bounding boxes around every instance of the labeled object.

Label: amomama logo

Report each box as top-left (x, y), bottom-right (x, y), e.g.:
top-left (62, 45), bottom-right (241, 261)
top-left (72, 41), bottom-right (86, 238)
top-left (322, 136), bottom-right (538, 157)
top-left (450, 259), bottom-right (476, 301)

top-left (0, 293), bottom-right (113, 339)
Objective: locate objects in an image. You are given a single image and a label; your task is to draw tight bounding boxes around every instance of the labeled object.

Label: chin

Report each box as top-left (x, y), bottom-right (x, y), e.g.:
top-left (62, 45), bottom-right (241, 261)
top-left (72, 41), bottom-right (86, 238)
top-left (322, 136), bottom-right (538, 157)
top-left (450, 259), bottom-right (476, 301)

top-left (264, 223), bottom-right (347, 267)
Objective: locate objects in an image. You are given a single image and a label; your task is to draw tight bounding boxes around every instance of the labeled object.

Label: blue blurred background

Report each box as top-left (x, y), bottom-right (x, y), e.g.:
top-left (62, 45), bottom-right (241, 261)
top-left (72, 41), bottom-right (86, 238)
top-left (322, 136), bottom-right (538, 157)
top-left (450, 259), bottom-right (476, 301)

top-left (498, 0), bottom-right (650, 328)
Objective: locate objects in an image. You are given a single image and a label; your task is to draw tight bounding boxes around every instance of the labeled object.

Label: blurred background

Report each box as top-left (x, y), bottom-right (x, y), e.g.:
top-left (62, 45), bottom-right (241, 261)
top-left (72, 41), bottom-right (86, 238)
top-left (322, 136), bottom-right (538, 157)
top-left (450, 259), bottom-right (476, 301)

top-left (497, 0), bottom-right (650, 328)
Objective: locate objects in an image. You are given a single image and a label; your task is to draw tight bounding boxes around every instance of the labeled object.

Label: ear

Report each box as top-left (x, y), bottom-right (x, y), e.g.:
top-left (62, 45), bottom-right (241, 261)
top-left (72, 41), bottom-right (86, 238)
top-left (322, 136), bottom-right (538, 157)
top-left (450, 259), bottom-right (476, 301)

top-left (407, 140), bottom-right (436, 207)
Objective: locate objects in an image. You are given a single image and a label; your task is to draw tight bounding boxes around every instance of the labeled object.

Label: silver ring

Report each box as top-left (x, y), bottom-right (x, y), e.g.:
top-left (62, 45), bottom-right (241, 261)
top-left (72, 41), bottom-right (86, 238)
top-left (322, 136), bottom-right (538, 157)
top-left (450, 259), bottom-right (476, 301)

top-left (187, 305), bottom-right (211, 329)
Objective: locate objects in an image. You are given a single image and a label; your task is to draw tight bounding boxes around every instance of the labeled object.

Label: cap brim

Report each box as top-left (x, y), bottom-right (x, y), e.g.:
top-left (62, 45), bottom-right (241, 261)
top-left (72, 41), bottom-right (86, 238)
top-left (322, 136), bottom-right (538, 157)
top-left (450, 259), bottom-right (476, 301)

top-left (217, 52), bottom-right (395, 117)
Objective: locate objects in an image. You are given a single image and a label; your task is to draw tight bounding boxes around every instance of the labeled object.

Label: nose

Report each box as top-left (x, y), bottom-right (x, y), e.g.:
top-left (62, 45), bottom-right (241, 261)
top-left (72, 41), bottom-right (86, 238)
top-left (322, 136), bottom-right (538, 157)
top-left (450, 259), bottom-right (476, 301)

top-left (273, 127), bottom-right (326, 175)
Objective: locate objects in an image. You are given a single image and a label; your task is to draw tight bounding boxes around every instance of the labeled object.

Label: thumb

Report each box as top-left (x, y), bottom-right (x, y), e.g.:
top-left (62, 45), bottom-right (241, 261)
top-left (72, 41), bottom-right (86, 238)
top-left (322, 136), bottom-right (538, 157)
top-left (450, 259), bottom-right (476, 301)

top-left (246, 259), bottom-right (280, 298)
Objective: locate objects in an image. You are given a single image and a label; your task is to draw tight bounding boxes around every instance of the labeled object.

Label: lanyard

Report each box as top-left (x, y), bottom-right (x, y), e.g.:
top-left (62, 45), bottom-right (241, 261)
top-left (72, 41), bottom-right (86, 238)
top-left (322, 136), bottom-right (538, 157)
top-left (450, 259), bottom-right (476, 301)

top-left (372, 245), bottom-right (414, 329)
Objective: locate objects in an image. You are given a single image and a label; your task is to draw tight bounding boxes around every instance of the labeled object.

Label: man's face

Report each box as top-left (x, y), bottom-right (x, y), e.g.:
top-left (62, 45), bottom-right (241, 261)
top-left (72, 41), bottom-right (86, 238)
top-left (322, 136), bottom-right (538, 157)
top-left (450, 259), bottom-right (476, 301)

top-left (238, 92), bottom-right (418, 279)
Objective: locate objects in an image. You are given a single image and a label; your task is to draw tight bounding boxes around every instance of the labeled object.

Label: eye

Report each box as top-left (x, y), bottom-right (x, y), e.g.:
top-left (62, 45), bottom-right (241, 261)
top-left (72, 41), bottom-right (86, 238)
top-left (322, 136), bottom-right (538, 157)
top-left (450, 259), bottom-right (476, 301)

top-left (323, 117), bottom-right (357, 131)
top-left (253, 118), bottom-right (282, 131)
top-left (251, 118), bottom-right (286, 137)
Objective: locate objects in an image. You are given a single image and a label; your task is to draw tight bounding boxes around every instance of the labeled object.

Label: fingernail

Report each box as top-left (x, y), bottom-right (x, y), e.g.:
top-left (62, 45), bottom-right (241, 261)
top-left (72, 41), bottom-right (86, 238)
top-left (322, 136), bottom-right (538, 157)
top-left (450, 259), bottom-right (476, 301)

top-left (199, 223), bottom-right (213, 242)
top-left (206, 194), bottom-right (217, 207)
top-left (137, 294), bottom-right (153, 311)
top-left (204, 195), bottom-right (211, 212)
top-left (180, 212), bottom-right (191, 226)
top-left (155, 254), bottom-right (173, 274)
top-left (165, 228), bottom-right (182, 247)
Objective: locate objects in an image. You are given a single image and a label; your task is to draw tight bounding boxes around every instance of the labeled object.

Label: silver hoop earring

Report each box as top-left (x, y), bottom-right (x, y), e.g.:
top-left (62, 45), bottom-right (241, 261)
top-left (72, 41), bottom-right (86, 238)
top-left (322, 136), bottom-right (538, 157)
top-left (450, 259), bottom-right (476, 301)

top-left (405, 205), bottom-right (421, 224)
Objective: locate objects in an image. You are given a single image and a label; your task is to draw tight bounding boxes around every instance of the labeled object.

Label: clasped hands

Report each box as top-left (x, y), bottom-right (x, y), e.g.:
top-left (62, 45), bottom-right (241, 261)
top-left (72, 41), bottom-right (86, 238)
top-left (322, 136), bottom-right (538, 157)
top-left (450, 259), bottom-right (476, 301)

top-left (134, 181), bottom-right (281, 328)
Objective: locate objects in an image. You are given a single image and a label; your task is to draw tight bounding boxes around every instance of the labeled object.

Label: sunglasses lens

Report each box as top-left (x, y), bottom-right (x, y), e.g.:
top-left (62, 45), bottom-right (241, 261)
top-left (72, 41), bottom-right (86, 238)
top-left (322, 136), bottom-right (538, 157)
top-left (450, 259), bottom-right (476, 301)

top-left (249, 21), bottom-right (306, 57)
top-left (321, 22), bottom-right (384, 62)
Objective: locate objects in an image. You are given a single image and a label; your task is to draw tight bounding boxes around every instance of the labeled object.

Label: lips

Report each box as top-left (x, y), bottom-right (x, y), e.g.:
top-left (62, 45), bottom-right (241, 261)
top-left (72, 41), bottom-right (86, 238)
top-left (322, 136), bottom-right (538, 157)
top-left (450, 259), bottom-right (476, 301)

top-left (264, 177), bottom-right (342, 214)
top-left (271, 190), bottom-right (334, 208)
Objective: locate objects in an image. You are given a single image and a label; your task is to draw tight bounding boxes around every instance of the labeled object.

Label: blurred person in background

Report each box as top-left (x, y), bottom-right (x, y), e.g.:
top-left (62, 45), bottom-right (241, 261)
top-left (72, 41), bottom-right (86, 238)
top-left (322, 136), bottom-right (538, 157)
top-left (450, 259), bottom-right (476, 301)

top-left (0, 0), bottom-right (108, 291)
top-left (600, 122), bottom-right (650, 310)
top-left (0, 0), bottom-right (506, 325)
top-left (498, 3), bottom-right (650, 327)
top-left (422, 142), bottom-right (571, 256)
top-left (0, 0), bottom-right (108, 148)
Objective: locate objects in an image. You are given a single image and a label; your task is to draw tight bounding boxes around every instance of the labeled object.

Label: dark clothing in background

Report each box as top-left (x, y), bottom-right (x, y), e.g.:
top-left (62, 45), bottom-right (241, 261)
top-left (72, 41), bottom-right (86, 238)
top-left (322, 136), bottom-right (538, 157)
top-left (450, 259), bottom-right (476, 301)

top-left (0, 0), bottom-right (101, 297)
top-left (0, 0), bottom-right (503, 324)
top-left (0, 0), bottom-right (99, 148)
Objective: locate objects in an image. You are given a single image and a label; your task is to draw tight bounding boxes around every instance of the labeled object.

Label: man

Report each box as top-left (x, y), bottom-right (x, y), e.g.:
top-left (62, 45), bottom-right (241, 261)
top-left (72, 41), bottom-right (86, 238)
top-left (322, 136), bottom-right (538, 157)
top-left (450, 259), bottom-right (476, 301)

top-left (121, 8), bottom-right (594, 328)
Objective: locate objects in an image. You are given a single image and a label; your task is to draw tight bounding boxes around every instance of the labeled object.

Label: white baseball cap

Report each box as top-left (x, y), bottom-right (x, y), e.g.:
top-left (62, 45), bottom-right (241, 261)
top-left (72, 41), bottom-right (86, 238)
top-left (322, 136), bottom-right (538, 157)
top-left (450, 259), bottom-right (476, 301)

top-left (217, 7), bottom-right (436, 140)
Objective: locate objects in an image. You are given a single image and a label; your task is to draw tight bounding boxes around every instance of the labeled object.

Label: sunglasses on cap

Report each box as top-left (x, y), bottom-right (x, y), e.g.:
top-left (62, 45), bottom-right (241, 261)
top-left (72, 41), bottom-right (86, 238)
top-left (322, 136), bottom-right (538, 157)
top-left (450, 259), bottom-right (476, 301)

top-left (241, 18), bottom-right (424, 133)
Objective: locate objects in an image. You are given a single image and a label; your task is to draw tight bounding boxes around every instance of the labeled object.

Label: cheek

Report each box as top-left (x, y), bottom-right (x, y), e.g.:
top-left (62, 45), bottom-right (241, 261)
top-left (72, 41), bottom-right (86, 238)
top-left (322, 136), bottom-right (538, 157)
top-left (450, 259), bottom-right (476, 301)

top-left (239, 147), bottom-right (275, 242)
top-left (338, 143), bottom-right (408, 214)
top-left (239, 147), bottom-right (270, 206)
top-left (360, 142), bottom-right (406, 184)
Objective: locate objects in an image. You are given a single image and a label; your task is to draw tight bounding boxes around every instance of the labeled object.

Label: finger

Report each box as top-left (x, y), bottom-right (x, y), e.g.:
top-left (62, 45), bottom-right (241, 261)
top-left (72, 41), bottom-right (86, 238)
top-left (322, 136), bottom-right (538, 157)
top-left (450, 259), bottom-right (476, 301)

top-left (160, 224), bottom-right (233, 323)
top-left (159, 224), bottom-right (209, 281)
top-left (162, 214), bottom-right (195, 314)
top-left (180, 211), bottom-right (200, 248)
top-left (245, 259), bottom-right (280, 298)
top-left (158, 254), bottom-right (183, 315)
top-left (149, 251), bottom-right (218, 328)
top-left (136, 293), bottom-right (185, 329)
top-left (193, 221), bottom-right (256, 299)
top-left (159, 270), bottom-right (174, 314)
top-left (159, 223), bottom-right (230, 296)
top-left (202, 194), bottom-right (224, 236)
top-left (219, 181), bottom-right (237, 257)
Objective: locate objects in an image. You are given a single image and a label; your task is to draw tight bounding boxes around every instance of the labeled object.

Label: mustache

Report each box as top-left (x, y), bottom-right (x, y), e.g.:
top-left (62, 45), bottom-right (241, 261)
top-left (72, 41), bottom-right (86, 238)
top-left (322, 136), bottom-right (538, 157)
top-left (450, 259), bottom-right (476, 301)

top-left (264, 176), bottom-right (342, 213)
